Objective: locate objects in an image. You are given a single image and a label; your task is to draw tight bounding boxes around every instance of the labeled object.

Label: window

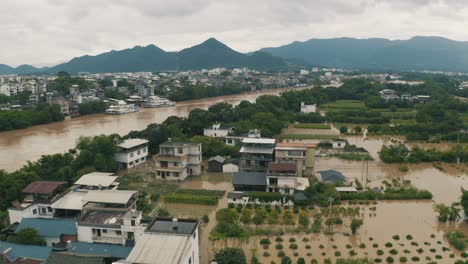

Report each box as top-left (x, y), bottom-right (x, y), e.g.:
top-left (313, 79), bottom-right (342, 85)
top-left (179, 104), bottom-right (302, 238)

top-left (41, 208), bottom-right (47, 214)
top-left (193, 232), bottom-right (196, 239)
top-left (137, 150), bottom-right (141, 155)
top-left (116, 231), bottom-right (122, 235)
top-left (174, 172), bottom-right (179, 177)
top-left (188, 257), bottom-right (192, 264)
top-left (47, 207), bottom-right (53, 212)
top-left (32, 209), bottom-right (37, 214)
top-left (177, 148), bottom-right (183, 154)
top-left (102, 229), bottom-right (107, 234)
top-left (130, 152), bottom-right (134, 158)
top-left (131, 220), bottom-right (135, 226)
top-left (157, 171), bottom-right (161, 176)
top-left (143, 148), bottom-right (147, 153)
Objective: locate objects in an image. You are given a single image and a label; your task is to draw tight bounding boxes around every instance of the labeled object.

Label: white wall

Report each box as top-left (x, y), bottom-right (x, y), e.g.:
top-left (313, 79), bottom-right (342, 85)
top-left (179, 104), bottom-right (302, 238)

top-left (8, 204), bottom-right (54, 223)
top-left (114, 146), bottom-right (148, 168)
top-left (223, 164), bottom-right (239, 173)
top-left (203, 128), bottom-right (230, 138)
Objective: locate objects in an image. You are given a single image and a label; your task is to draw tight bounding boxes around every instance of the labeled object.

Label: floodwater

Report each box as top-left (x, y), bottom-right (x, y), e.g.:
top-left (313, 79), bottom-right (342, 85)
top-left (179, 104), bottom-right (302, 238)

top-left (0, 87), bottom-right (307, 172)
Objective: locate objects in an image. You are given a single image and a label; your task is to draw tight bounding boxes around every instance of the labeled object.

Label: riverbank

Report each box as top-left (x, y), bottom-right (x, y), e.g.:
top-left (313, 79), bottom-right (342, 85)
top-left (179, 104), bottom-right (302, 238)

top-left (0, 86), bottom-right (311, 172)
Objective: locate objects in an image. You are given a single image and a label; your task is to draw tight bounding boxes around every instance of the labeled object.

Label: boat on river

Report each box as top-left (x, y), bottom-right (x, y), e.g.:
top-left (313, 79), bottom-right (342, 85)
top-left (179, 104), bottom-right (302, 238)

top-left (143, 96), bottom-right (176, 108)
top-left (105, 100), bottom-right (139, 115)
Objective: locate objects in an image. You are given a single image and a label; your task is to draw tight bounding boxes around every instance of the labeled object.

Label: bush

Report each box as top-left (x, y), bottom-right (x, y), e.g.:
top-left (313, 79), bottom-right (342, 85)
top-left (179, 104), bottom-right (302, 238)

top-left (215, 248), bottom-right (247, 264)
top-left (386, 256), bottom-right (394, 263)
top-left (276, 244), bottom-right (284, 250)
top-left (297, 257), bottom-right (305, 264)
top-left (406, 234), bottom-right (413, 240)
top-left (248, 191), bottom-right (284, 202)
top-left (377, 250), bottom-right (384, 256)
top-left (289, 244), bottom-right (298, 250)
top-left (411, 256), bottom-right (420, 262)
top-left (202, 214), bottom-right (209, 223)
top-left (260, 238), bottom-right (271, 245)
top-left (164, 192), bottom-right (219, 205)
top-left (281, 256), bottom-right (292, 264)
top-left (399, 256), bottom-right (407, 263)
top-left (392, 235), bottom-right (400, 240)
top-left (389, 249), bottom-right (398, 255)
top-left (446, 231), bottom-right (467, 250)
top-left (157, 208), bottom-right (170, 217)
top-left (6, 228), bottom-right (46, 246)
top-left (385, 242), bottom-right (393, 248)
top-left (150, 193), bottom-right (160, 202)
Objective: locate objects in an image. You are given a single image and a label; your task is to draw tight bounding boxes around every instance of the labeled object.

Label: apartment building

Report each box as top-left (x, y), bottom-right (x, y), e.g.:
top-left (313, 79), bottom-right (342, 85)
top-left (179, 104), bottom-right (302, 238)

top-left (203, 123), bottom-right (233, 138)
top-left (154, 140), bottom-right (202, 180)
top-left (114, 138), bottom-right (149, 169)
top-left (274, 142), bottom-right (316, 177)
top-left (239, 138), bottom-right (275, 172)
top-left (266, 163), bottom-right (309, 195)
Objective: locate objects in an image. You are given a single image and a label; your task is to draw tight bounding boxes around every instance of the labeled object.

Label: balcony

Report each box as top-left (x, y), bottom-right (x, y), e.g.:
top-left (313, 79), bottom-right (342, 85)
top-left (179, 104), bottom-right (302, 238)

top-left (155, 154), bottom-right (187, 162)
top-left (92, 236), bottom-right (122, 244)
top-left (156, 166), bottom-right (185, 172)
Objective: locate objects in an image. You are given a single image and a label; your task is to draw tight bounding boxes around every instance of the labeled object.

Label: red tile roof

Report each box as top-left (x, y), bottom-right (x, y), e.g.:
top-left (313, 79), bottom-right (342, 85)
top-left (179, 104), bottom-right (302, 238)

top-left (22, 181), bottom-right (66, 195)
top-left (267, 162), bottom-right (297, 172)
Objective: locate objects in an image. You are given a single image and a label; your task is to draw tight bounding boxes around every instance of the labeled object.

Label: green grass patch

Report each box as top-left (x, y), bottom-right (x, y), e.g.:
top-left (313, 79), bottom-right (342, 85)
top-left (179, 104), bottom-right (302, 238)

top-left (280, 134), bottom-right (338, 140)
top-left (333, 153), bottom-right (373, 161)
top-left (174, 189), bottom-right (225, 197)
top-left (294, 123), bottom-right (331, 129)
top-left (164, 192), bottom-right (219, 205)
top-left (322, 100), bottom-right (367, 110)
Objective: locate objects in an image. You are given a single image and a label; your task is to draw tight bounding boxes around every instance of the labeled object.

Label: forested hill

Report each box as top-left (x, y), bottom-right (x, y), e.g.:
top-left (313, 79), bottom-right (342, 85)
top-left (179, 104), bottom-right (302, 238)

top-left (0, 38), bottom-right (289, 74)
top-left (260, 36), bottom-right (468, 72)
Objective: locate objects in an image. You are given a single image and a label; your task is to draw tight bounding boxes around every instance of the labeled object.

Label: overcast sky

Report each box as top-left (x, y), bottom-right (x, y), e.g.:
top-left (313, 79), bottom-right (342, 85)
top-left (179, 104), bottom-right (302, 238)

top-left (2, 0), bottom-right (468, 67)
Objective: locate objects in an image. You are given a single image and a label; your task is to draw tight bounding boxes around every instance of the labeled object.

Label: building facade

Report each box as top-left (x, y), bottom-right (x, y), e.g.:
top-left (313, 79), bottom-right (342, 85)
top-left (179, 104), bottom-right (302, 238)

top-left (154, 141), bottom-right (202, 180)
top-left (114, 138), bottom-right (149, 169)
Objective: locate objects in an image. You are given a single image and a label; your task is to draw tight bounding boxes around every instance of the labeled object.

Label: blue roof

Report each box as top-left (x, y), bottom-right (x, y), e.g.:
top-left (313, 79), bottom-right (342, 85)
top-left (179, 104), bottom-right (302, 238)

top-left (0, 241), bottom-right (133, 261)
top-left (16, 218), bottom-right (77, 237)
top-left (0, 241), bottom-right (52, 260)
top-left (69, 242), bottom-right (133, 258)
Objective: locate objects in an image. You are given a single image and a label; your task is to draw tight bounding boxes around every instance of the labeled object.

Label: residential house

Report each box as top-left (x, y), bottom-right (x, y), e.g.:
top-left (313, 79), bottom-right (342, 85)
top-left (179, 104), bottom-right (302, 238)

top-left (207, 156), bottom-right (225, 173)
top-left (274, 143), bottom-right (316, 177)
top-left (77, 210), bottom-right (145, 246)
top-left (300, 102), bottom-right (316, 113)
top-left (114, 139), bottom-right (149, 169)
top-left (232, 172), bottom-right (266, 192)
top-left (332, 139), bottom-right (347, 149)
top-left (8, 181), bottom-right (67, 223)
top-left (154, 141), bottom-right (202, 180)
top-left (222, 162), bottom-right (239, 173)
top-left (266, 163), bottom-right (309, 195)
top-left (203, 123), bottom-right (233, 138)
top-left (379, 89), bottom-right (399, 101)
top-left (239, 138), bottom-right (275, 172)
top-left (125, 218), bottom-right (200, 264)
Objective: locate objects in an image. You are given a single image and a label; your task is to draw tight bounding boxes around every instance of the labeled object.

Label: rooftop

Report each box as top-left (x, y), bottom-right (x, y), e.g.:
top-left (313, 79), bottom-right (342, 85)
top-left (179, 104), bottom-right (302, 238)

top-left (240, 146), bottom-right (275, 154)
top-left (51, 191), bottom-right (87, 211)
top-left (0, 241), bottom-right (51, 261)
top-left (79, 210), bottom-right (126, 226)
top-left (242, 138), bottom-right (275, 144)
top-left (126, 234), bottom-right (192, 264)
top-left (22, 181), bottom-right (66, 195)
top-left (319, 170), bottom-right (346, 182)
top-left (117, 138), bottom-right (148, 149)
top-left (83, 190), bottom-right (137, 205)
top-left (66, 242), bottom-right (133, 259)
top-left (159, 141), bottom-right (199, 148)
top-left (267, 163), bottom-right (297, 173)
top-left (336, 187), bottom-right (358, 192)
top-left (74, 172), bottom-right (118, 187)
top-left (147, 218), bottom-right (198, 235)
top-left (275, 142), bottom-right (316, 149)
top-left (227, 192), bottom-right (243, 200)
top-left (16, 218), bottom-right (77, 237)
top-left (45, 252), bottom-right (108, 264)
top-left (208, 155), bottom-right (226, 164)
top-left (232, 172), bottom-right (267, 186)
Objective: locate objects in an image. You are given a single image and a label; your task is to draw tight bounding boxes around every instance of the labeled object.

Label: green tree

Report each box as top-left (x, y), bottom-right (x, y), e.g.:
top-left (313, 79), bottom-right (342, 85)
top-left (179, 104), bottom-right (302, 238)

top-left (7, 228), bottom-right (46, 246)
top-left (214, 248), bottom-right (246, 264)
top-left (340, 126), bottom-right (348, 134)
top-left (298, 211), bottom-right (310, 229)
top-left (350, 219), bottom-right (363, 234)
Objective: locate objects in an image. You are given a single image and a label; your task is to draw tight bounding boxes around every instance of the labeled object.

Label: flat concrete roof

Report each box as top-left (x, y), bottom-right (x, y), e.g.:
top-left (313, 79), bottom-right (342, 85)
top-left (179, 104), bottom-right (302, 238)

top-left (74, 172), bottom-right (118, 187)
top-left (242, 138), bottom-right (275, 144)
top-left (117, 138), bottom-right (148, 149)
top-left (51, 191), bottom-right (87, 211)
top-left (83, 190), bottom-right (137, 205)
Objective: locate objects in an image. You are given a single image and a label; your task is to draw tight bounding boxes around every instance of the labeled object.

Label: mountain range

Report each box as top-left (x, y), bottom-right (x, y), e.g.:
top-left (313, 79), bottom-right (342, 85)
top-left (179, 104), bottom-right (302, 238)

top-left (2, 36), bottom-right (468, 74)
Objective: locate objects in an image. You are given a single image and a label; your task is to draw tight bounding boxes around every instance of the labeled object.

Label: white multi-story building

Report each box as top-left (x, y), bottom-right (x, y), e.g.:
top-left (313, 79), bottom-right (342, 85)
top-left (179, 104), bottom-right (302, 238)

top-left (155, 140), bottom-right (202, 180)
top-left (266, 162), bottom-right (309, 195)
top-left (114, 138), bottom-right (149, 169)
top-left (300, 102), bottom-right (317, 114)
top-left (203, 123), bottom-right (233, 138)
top-left (77, 209), bottom-right (145, 246)
top-left (126, 218), bottom-right (200, 264)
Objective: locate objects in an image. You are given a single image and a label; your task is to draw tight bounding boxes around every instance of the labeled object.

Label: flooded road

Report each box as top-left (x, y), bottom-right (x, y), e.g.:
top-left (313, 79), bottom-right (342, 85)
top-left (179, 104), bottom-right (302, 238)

top-left (0, 87), bottom-right (307, 172)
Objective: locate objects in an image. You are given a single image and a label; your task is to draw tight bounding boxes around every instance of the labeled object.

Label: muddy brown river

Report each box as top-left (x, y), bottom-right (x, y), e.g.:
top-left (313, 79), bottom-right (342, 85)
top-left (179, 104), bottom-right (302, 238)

top-left (0, 87), bottom-right (307, 172)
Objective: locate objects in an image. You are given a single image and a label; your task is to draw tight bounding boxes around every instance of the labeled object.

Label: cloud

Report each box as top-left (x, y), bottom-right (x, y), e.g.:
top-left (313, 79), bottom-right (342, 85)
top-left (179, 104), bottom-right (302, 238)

top-left (0, 0), bottom-right (467, 66)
